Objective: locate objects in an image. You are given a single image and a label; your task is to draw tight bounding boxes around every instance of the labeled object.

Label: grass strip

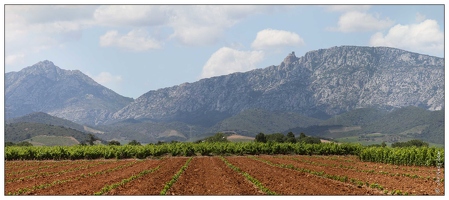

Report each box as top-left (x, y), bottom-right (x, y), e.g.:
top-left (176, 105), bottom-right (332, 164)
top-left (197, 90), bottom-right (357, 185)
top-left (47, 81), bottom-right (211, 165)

top-left (160, 157), bottom-right (193, 195)
top-left (219, 156), bottom-right (276, 195)
top-left (95, 165), bottom-right (161, 195)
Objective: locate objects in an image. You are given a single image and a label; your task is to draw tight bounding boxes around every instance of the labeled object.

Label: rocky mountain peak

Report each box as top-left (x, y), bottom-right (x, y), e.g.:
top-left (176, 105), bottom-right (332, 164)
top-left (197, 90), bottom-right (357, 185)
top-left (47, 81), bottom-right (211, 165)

top-left (5, 61), bottom-right (134, 125)
top-left (111, 46), bottom-right (444, 125)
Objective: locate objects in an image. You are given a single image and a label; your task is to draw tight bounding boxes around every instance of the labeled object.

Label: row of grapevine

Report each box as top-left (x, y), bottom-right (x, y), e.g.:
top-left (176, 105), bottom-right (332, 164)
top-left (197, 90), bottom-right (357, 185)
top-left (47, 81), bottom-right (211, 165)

top-left (4, 142), bottom-right (363, 160)
top-left (359, 146), bottom-right (445, 167)
top-left (5, 142), bottom-right (444, 167)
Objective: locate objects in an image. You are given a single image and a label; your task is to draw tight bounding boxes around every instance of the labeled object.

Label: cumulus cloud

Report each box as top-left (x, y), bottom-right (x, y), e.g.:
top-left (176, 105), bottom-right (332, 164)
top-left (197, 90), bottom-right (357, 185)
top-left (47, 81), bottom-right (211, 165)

top-left (92, 5), bottom-right (280, 46)
top-left (370, 19), bottom-right (443, 56)
top-left (251, 29), bottom-right (304, 50)
top-left (99, 29), bottom-right (162, 51)
top-left (325, 5), bottom-right (371, 12)
top-left (201, 47), bottom-right (264, 78)
top-left (330, 11), bottom-right (394, 32)
top-left (168, 5), bottom-right (278, 46)
top-left (5, 54), bottom-right (25, 65)
top-left (93, 5), bottom-right (170, 27)
top-left (5, 5), bottom-right (95, 66)
top-left (91, 72), bottom-right (123, 85)
top-left (415, 12), bottom-right (426, 23)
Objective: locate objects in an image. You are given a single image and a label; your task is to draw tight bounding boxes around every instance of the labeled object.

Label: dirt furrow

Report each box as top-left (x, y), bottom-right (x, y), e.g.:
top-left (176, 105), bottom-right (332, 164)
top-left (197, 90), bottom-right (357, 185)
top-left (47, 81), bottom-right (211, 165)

top-left (29, 159), bottom-right (161, 195)
top-left (106, 157), bottom-right (188, 195)
top-left (289, 155), bottom-right (445, 178)
top-left (261, 156), bottom-right (444, 195)
top-left (6, 160), bottom-right (95, 181)
top-left (5, 160), bottom-right (135, 195)
top-left (226, 156), bottom-right (377, 195)
top-left (167, 157), bottom-right (261, 195)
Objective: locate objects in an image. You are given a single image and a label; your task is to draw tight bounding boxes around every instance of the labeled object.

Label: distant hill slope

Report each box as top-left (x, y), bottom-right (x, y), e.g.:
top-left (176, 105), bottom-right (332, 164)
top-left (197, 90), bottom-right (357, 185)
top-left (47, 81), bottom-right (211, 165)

top-left (95, 120), bottom-right (207, 143)
top-left (24, 135), bottom-right (80, 146)
top-left (320, 108), bottom-right (388, 126)
top-left (5, 122), bottom-right (96, 144)
top-left (418, 109), bottom-right (444, 144)
top-left (209, 108), bottom-right (322, 136)
top-left (285, 106), bottom-right (445, 145)
top-left (6, 112), bottom-right (85, 132)
top-left (5, 60), bottom-right (133, 125)
top-left (362, 106), bottom-right (437, 135)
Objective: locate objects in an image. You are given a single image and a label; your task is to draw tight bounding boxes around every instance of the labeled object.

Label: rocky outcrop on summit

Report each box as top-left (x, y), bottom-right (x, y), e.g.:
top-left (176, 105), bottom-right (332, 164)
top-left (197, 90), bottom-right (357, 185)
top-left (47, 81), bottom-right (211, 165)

top-left (5, 60), bottom-right (133, 125)
top-left (112, 46), bottom-right (444, 126)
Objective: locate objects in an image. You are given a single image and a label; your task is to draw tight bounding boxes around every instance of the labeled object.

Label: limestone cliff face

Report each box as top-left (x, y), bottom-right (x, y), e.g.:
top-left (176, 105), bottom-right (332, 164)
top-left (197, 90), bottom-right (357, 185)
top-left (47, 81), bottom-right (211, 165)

top-left (111, 46), bottom-right (444, 125)
top-left (5, 60), bottom-right (133, 125)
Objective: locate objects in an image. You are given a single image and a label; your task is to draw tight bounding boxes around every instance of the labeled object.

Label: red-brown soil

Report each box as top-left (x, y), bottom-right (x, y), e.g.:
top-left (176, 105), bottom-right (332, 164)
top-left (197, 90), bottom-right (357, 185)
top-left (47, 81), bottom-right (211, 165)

top-left (5, 160), bottom-right (135, 195)
top-left (105, 157), bottom-right (189, 195)
top-left (167, 157), bottom-right (262, 195)
top-left (259, 155), bottom-right (444, 195)
top-left (226, 156), bottom-right (379, 195)
top-left (295, 155), bottom-right (445, 178)
top-left (30, 159), bottom-right (162, 195)
top-left (6, 160), bottom-right (93, 182)
top-left (5, 155), bottom-right (444, 196)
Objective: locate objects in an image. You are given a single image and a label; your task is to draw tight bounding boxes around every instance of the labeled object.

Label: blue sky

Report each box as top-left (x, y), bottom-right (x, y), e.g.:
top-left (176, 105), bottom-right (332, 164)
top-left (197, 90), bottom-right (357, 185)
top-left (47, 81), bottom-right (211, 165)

top-left (3, 3), bottom-right (446, 99)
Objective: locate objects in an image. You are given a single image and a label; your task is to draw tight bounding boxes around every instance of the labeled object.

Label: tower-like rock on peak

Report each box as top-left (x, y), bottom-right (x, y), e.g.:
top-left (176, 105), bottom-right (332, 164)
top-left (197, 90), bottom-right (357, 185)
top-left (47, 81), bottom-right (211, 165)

top-left (282, 51), bottom-right (299, 67)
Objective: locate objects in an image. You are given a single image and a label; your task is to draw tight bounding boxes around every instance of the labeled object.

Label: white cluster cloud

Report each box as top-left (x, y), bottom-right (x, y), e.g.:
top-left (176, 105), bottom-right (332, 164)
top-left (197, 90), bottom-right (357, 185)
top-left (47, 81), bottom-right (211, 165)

top-left (325, 5), bottom-right (371, 12)
top-left (93, 5), bottom-right (170, 27)
top-left (93, 71), bottom-right (122, 84)
top-left (87, 72), bottom-right (123, 92)
top-left (201, 47), bottom-right (264, 79)
top-left (370, 19), bottom-right (443, 55)
top-left (167, 5), bottom-right (278, 46)
top-left (335, 11), bottom-right (394, 32)
top-left (251, 29), bottom-right (304, 50)
top-left (5, 5), bottom-right (95, 66)
top-left (99, 29), bottom-right (162, 51)
top-left (5, 5), bottom-right (279, 66)
top-left (5, 54), bottom-right (25, 66)
top-left (201, 28), bottom-right (304, 78)
top-left (326, 6), bottom-right (443, 56)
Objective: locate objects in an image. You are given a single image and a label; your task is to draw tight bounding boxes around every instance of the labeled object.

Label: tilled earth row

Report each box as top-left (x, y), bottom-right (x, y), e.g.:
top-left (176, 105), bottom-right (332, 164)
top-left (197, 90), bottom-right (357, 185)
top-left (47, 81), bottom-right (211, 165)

top-left (293, 155), bottom-right (445, 178)
top-left (258, 155), bottom-right (444, 195)
top-left (5, 156), bottom-right (443, 195)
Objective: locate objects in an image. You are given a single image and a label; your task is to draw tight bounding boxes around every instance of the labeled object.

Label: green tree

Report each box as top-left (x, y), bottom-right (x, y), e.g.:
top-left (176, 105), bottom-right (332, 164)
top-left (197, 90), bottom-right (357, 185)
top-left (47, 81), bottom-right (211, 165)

top-left (301, 136), bottom-right (321, 144)
top-left (255, 132), bottom-right (267, 143)
top-left (16, 141), bottom-right (33, 146)
top-left (5, 142), bottom-right (15, 147)
top-left (299, 132), bottom-right (307, 140)
top-left (108, 140), bottom-right (121, 146)
top-left (266, 133), bottom-right (285, 143)
top-left (86, 134), bottom-right (98, 145)
top-left (128, 140), bottom-right (141, 146)
top-left (286, 132), bottom-right (296, 143)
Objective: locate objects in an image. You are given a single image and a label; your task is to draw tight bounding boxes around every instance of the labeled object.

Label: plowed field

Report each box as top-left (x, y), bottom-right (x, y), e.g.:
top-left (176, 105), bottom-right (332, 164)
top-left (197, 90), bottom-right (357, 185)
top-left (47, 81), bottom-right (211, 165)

top-left (5, 155), bottom-right (444, 195)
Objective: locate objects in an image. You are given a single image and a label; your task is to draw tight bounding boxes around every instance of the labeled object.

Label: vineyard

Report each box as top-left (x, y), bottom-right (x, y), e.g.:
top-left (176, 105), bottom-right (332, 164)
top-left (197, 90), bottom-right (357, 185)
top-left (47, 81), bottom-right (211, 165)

top-left (4, 143), bottom-right (445, 195)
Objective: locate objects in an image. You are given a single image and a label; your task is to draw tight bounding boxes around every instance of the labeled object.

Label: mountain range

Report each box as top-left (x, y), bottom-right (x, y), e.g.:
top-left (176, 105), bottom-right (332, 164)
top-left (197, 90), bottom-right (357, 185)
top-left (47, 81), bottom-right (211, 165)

top-left (4, 45), bottom-right (445, 144)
